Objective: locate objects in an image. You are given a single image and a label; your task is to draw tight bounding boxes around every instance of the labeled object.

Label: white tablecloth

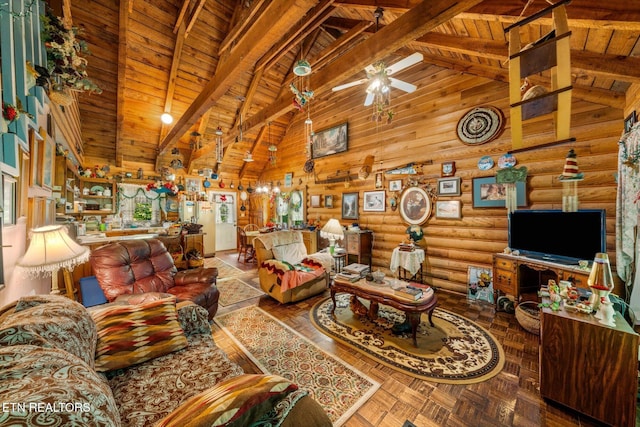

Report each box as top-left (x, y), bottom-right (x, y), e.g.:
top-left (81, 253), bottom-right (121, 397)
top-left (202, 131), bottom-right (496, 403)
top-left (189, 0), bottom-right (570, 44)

top-left (390, 247), bottom-right (425, 276)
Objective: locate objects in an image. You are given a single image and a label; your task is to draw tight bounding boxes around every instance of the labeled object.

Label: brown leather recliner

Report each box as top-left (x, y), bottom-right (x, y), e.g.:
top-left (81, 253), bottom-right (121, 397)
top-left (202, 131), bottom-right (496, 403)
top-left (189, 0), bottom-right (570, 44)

top-left (89, 239), bottom-right (219, 319)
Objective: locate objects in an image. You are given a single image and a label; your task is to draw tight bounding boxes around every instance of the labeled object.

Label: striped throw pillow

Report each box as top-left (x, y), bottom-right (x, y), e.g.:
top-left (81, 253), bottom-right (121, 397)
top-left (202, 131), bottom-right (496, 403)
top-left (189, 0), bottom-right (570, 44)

top-left (157, 374), bottom-right (298, 427)
top-left (93, 296), bottom-right (187, 372)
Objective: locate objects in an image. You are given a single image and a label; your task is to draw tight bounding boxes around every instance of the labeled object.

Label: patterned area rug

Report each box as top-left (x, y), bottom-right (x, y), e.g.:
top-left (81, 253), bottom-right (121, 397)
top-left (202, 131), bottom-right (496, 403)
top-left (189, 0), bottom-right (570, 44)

top-left (204, 257), bottom-right (244, 279)
top-left (216, 278), bottom-right (264, 306)
top-left (311, 293), bottom-right (505, 384)
top-left (214, 305), bottom-right (380, 426)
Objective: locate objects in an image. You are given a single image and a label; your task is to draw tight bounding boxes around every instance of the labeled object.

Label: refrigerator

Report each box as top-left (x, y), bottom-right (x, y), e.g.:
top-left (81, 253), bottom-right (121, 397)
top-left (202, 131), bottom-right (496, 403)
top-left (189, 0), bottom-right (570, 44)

top-left (179, 200), bottom-right (216, 257)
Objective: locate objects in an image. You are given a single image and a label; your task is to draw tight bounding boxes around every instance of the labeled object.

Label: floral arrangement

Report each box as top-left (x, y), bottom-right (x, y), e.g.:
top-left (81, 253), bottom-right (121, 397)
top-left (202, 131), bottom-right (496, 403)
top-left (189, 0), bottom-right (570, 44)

top-left (2, 102), bottom-right (18, 122)
top-left (146, 181), bottom-right (178, 195)
top-left (41, 9), bottom-right (101, 94)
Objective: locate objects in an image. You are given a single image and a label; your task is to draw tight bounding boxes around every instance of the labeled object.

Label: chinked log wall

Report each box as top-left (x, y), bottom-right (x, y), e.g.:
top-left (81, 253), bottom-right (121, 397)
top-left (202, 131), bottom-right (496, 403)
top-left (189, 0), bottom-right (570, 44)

top-left (259, 62), bottom-right (622, 295)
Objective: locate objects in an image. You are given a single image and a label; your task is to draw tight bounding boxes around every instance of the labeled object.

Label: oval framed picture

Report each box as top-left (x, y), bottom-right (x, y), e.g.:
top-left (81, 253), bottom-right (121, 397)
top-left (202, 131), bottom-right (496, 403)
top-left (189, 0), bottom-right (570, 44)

top-left (399, 186), bottom-right (432, 225)
top-left (456, 106), bottom-right (505, 145)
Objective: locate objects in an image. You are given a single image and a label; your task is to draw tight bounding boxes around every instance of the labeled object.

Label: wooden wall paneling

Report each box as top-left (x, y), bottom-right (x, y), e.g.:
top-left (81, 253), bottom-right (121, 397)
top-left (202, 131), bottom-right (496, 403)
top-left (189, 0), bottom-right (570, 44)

top-left (258, 65), bottom-right (623, 294)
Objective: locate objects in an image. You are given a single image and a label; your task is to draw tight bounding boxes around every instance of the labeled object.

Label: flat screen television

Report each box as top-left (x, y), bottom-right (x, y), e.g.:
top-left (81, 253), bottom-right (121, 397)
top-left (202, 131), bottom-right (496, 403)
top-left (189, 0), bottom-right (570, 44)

top-left (508, 209), bottom-right (606, 265)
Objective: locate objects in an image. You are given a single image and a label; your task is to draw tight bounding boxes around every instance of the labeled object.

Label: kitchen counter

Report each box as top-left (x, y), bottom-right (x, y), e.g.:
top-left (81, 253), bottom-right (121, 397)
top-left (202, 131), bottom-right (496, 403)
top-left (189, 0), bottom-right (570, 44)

top-left (77, 233), bottom-right (161, 246)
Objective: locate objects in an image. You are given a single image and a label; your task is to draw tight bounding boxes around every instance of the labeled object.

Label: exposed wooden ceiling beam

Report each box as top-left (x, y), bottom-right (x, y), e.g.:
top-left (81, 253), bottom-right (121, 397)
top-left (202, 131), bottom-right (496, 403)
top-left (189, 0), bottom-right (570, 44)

top-left (219, 0), bottom-right (268, 54)
top-left (192, 0), bottom-right (485, 161)
top-left (158, 0), bottom-right (318, 156)
top-left (184, 0), bottom-right (206, 39)
top-left (173, 0), bottom-right (190, 33)
top-left (256, 0), bottom-right (336, 72)
top-left (414, 32), bottom-right (640, 84)
top-left (421, 54), bottom-right (625, 110)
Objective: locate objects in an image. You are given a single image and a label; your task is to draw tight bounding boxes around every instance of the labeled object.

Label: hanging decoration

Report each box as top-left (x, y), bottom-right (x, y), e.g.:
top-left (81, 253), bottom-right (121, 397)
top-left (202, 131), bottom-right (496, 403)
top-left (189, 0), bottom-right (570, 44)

top-left (170, 147), bottom-right (183, 169)
top-left (267, 122), bottom-right (277, 166)
top-left (190, 131), bottom-right (201, 150)
top-left (215, 126), bottom-right (224, 164)
top-left (496, 166), bottom-right (528, 214)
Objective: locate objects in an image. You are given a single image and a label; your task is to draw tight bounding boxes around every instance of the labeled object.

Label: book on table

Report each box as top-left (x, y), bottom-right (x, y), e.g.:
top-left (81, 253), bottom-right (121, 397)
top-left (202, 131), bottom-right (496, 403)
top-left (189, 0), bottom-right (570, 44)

top-left (394, 285), bottom-right (424, 300)
top-left (343, 263), bottom-right (370, 276)
top-left (335, 272), bottom-right (360, 282)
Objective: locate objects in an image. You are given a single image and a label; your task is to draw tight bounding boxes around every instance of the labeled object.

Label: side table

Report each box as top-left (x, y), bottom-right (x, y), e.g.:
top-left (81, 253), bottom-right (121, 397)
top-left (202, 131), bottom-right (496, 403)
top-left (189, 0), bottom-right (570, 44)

top-left (390, 247), bottom-right (425, 283)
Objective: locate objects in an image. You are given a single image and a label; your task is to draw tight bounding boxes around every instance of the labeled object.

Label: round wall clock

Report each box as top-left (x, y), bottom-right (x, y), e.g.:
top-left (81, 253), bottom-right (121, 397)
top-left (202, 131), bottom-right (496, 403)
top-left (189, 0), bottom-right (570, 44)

top-left (456, 106), bottom-right (505, 145)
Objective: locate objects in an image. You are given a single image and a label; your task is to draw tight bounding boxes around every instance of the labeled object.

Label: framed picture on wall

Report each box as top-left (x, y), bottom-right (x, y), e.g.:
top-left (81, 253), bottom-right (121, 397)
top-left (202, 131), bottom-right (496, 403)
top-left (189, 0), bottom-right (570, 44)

top-left (341, 192), bottom-right (358, 220)
top-left (41, 136), bottom-right (54, 190)
top-left (437, 177), bottom-right (461, 196)
top-left (624, 111), bottom-right (637, 133)
top-left (312, 122), bottom-right (348, 159)
top-left (435, 200), bottom-right (461, 219)
top-left (186, 178), bottom-right (200, 193)
top-left (363, 190), bottom-right (385, 212)
top-left (399, 186), bottom-right (432, 225)
top-left (28, 129), bottom-right (41, 187)
top-left (284, 172), bottom-right (293, 188)
top-left (389, 179), bottom-right (402, 192)
top-left (324, 195), bottom-right (333, 208)
top-left (311, 194), bottom-right (321, 208)
top-left (472, 176), bottom-right (526, 208)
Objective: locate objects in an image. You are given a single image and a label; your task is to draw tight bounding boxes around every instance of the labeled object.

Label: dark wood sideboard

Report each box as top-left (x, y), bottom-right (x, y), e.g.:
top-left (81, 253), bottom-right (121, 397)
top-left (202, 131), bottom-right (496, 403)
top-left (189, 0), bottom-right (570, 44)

top-left (540, 304), bottom-right (638, 426)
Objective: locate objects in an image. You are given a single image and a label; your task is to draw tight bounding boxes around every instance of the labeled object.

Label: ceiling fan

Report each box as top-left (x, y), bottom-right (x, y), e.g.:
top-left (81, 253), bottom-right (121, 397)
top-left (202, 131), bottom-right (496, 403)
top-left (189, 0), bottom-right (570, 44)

top-left (331, 52), bottom-right (423, 106)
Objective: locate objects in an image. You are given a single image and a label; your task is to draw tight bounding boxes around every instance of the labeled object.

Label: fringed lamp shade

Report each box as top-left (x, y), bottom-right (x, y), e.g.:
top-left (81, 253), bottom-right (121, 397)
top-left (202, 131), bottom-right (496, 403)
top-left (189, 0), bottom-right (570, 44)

top-left (17, 225), bottom-right (90, 294)
top-left (321, 219), bottom-right (344, 254)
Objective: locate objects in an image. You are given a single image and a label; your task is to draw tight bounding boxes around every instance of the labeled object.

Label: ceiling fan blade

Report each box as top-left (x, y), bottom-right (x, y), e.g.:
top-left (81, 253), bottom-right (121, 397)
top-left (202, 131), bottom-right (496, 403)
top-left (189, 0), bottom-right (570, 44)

top-left (332, 78), bottom-right (368, 92)
top-left (364, 92), bottom-right (375, 106)
top-left (389, 77), bottom-right (417, 93)
top-left (364, 63), bottom-right (376, 74)
top-left (386, 52), bottom-right (423, 75)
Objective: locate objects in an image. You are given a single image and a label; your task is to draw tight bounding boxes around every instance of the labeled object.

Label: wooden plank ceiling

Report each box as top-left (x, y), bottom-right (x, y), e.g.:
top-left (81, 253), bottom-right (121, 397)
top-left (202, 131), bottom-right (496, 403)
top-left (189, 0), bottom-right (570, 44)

top-left (69, 0), bottom-right (640, 182)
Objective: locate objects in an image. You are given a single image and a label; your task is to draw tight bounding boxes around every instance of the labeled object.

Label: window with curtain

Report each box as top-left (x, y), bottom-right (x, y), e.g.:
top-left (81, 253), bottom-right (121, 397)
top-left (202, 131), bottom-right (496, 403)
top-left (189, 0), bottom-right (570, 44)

top-left (117, 183), bottom-right (164, 227)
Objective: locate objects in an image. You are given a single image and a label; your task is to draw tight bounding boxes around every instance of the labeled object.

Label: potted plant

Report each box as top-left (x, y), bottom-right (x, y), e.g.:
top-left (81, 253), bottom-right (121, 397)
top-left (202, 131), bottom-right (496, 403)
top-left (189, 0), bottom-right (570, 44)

top-left (186, 249), bottom-right (204, 268)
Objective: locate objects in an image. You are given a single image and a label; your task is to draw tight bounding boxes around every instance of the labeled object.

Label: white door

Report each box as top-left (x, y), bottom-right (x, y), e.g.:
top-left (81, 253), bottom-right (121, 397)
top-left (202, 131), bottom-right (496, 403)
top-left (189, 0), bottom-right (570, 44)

top-left (209, 191), bottom-right (236, 251)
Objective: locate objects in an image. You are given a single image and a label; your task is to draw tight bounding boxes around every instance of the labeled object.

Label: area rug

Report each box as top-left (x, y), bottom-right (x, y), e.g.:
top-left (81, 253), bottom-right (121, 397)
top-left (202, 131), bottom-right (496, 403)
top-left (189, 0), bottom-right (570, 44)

top-left (204, 257), bottom-right (244, 279)
top-left (214, 305), bottom-right (380, 426)
top-left (310, 293), bottom-right (505, 384)
top-left (216, 278), bottom-right (264, 306)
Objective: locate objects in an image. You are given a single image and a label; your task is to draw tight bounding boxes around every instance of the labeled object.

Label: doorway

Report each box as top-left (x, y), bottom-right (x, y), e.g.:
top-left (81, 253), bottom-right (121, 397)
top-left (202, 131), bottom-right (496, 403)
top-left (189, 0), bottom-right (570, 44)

top-left (208, 191), bottom-right (236, 251)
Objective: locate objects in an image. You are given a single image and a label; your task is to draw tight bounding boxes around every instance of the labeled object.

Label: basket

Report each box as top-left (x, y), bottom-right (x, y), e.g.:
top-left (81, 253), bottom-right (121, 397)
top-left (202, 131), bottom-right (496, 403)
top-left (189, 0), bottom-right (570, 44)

top-left (184, 223), bottom-right (203, 234)
top-left (188, 258), bottom-right (204, 268)
top-left (167, 226), bottom-right (182, 236)
top-left (515, 301), bottom-right (540, 335)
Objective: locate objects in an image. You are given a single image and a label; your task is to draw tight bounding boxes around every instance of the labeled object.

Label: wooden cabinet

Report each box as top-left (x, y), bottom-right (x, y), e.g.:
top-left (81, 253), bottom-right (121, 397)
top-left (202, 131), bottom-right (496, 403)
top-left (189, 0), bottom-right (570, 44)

top-left (540, 305), bottom-right (638, 426)
top-left (344, 230), bottom-right (372, 267)
top-left (54, 156), bottom-right (79, 214)
top-left (493, 253), bottom-right (592, 303)
top-left (300, 229), bottom-right (318, 254)
top-left (78, 177), bottom-right (116, 215)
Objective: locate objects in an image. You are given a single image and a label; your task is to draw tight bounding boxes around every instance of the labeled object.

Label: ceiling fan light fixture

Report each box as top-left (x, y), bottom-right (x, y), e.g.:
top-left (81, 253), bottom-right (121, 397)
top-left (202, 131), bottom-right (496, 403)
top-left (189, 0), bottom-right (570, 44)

top-left (293, 59), bottom-right (312, 76)
top-left (161, 112), bottom-right (173, 124)
top-left (243, 151), bottom-right (254, 162)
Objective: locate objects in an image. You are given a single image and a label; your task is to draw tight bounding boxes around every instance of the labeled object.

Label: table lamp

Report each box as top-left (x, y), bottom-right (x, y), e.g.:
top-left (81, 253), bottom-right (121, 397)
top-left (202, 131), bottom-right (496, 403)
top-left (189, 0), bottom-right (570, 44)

top-left (321, 219), bottom-right (344, 255)
top-left (17, 225), bottom-right (90, 295)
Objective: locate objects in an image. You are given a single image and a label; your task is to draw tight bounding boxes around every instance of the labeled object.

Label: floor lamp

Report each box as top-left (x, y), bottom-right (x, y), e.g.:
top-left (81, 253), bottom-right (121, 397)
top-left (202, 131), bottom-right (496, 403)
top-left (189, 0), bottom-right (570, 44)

top-left (17, 225), bottom-right (90, 296)
top-left (321, 219), bottom-right (344, 255)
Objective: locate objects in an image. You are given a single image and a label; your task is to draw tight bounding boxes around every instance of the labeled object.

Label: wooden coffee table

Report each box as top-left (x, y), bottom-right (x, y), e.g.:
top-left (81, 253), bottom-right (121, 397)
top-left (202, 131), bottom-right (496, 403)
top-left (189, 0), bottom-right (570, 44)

top-left (331, 276), bottom-right (437, 347)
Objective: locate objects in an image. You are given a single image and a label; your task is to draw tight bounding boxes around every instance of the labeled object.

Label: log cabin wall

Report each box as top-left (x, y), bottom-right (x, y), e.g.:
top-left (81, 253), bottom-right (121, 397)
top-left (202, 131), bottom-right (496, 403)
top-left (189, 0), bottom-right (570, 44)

top-left (258, 62), bottom-right (622, 295)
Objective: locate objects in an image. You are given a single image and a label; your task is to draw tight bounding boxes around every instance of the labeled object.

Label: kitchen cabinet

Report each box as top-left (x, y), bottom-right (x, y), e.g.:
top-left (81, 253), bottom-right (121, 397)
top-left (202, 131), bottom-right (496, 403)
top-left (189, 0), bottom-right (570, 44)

top-left (54, 156), bottom-right (79, 214)
top-left (78, 177), bottom-right (116, 214)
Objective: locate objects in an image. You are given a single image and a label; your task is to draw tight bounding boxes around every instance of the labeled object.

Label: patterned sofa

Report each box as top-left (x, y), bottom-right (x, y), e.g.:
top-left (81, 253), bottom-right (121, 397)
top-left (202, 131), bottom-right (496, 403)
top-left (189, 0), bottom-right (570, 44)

top-left (0, 294), bottom-right (331, 426)
top-left (255, 230), bottom-right (333, 303)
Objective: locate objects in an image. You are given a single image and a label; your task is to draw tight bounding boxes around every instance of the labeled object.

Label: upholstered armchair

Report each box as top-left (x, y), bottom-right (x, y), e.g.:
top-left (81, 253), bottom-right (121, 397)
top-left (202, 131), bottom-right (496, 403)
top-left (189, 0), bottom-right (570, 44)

top-left (90, 239), bottom-right (219, 319)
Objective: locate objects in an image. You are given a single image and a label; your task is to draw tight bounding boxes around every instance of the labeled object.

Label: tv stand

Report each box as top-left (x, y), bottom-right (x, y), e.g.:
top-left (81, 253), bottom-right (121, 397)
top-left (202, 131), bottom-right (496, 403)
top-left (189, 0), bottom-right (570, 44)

top-left (493, 253), bottom-right (590, 303)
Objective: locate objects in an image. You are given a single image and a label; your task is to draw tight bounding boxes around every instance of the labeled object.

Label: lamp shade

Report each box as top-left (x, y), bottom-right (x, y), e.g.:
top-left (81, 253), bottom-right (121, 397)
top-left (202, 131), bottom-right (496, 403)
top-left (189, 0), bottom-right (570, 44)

top-left (321, 219), bottom-right (344, 241)
top-left (17, 225), bottom-right (90, 277)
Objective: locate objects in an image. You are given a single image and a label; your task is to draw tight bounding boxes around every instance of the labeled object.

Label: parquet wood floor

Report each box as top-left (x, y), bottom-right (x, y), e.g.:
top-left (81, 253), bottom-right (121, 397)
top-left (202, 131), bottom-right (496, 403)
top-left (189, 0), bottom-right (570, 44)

top-left (211, 251), bottom-right (627, 427)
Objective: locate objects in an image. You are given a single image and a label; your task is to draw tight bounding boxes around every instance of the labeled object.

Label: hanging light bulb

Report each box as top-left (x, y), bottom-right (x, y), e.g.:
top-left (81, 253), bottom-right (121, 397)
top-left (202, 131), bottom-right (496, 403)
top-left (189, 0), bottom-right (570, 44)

top-left (161, 112), bottom-right (173, 124)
